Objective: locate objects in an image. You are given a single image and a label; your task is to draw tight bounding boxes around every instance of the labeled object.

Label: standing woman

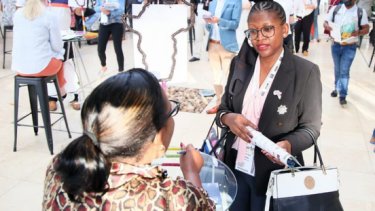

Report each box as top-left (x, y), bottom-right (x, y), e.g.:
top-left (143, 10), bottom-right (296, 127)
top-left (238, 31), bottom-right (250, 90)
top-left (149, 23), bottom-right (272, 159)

top-left (95, 0), bottom-right (125, 72)
top-left (294, 0), bottom-right (317, 56)
top-left (12, 0), bottom-right (66, 96)
top-left (216, 1), bottom-right (322, 210)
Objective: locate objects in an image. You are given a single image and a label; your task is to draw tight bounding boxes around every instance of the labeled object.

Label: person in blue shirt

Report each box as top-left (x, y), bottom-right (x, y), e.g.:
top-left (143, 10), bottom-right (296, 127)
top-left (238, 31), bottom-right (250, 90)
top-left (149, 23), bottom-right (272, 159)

top-left (95, 0), bottom-right (125, 72)
top-left (204, 0), bottom-right (241, 114)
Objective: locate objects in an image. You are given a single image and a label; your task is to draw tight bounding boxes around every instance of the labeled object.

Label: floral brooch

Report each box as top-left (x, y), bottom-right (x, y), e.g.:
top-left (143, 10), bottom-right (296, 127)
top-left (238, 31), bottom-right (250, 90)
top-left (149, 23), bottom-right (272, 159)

top-left (277, 105), bottom-right (287, 115)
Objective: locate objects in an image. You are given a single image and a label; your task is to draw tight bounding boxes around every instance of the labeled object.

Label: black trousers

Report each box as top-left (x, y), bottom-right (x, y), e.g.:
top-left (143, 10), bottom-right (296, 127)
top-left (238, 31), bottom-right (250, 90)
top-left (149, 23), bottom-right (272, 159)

top-left (98, 23), bottom-right (124, 71)
top-left (284, 34), bottom-right (294, 54)
top-left (294, 11), bottom-right (315, 53)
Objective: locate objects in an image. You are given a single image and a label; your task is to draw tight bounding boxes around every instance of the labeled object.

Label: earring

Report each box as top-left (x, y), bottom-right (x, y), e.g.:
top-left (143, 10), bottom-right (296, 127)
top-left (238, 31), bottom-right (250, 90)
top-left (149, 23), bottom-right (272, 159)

top-left (160, 145), bottom-right (165, 152)
top-left (157, 145), bottom-right (166, 158)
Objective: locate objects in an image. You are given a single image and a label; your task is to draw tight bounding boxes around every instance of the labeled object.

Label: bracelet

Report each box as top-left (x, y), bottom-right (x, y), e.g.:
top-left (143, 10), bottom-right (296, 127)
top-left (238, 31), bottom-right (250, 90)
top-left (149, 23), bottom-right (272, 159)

top-left (219, 112), bottom-right (229, 128)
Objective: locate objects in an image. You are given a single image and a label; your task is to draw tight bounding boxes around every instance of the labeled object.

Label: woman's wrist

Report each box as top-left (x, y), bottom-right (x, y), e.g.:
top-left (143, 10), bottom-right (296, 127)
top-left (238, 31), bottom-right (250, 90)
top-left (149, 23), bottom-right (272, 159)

top-left (183, 172), bottom-right (202, 188)
top-left (219, 112), bottom-right (230, 127)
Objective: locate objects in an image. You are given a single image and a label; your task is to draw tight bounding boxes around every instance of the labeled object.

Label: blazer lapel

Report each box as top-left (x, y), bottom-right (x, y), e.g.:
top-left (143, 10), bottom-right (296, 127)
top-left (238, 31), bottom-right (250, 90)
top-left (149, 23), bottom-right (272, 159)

top-left (258, 50), bottom-right (294, 132)
top-left (229, 44), bottom-right (257, 113)
top-left (220, 0), bottom-right (228, 17)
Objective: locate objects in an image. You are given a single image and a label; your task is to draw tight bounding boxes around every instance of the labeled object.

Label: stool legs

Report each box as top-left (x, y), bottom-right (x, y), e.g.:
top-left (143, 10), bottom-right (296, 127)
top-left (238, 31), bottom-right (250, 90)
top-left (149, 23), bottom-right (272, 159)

top-left (36, 81), bottom-right (54, 155)
top-left (52, 78), bottom-right (72, 140)
top-left (14, 79), bottom-right (20, 152)
top-left (3, 26), bottom-right (6, 69)
top-left (28, 85), bottom-right (39, 135)
top-left (14, 75), bottom-right (72, 155)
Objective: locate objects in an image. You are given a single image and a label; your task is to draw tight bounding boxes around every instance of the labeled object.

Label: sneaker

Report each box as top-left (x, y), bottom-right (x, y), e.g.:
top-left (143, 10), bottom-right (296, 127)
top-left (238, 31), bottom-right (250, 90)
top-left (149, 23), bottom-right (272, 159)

top-left (339, 97), bottom-right (347, 105)
top-left (49, 101), bottom-right (57, 111)
top-left (303, 50), bottom-right (309, 56)
top-left (330, 90), bottom-right (338, 97)
top-left (189, 57), bottom-right (200, 62)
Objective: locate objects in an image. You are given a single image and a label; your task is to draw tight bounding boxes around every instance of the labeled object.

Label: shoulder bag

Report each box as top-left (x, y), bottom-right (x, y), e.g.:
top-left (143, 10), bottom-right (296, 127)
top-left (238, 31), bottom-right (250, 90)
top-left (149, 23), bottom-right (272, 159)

top-left (265, 129), bottom-right (344, 211)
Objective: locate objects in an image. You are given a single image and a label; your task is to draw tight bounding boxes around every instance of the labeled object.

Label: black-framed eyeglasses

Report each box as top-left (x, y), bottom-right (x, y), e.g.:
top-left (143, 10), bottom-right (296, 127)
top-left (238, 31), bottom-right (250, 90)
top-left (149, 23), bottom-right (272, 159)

top-left (244, 25), bottom-right (276, 40)
top-left (168, 100), bottom-right (180, 117)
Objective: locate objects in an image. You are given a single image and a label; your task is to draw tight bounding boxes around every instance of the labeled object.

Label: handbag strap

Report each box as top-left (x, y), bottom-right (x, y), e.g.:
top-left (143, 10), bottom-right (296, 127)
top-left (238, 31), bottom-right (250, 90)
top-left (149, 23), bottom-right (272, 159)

top-left (210, 130), bottom-right (228, 157)
top-left (204, 117), bottom-right (217, 139)
top-left (204, 117), bottom-right (228, 158)
top-left (305, 128), bottom-right (326, 171)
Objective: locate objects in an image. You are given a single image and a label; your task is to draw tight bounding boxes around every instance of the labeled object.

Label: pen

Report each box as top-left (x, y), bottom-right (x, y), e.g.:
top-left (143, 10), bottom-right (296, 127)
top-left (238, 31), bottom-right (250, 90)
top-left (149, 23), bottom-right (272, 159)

top-left (168, 147), bottom-right (183, 151)
top-left (176, 148), bottom-right (200, 155)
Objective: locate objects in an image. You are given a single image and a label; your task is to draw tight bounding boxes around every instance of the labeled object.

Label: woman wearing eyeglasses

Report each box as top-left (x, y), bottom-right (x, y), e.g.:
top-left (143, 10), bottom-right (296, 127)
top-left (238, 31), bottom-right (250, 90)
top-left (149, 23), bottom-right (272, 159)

top-left (42, 68), bottom-right (215, 210)
top-left (216, 1), bottom-right (322, 210)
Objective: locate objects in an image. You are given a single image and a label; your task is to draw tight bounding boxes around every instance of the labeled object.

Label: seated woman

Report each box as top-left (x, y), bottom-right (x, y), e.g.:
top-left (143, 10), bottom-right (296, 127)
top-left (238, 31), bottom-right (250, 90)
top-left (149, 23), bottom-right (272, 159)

top-left (12, 0), bottom-right (66, 95)
top-left (42, 68), bottom-right (215, 210)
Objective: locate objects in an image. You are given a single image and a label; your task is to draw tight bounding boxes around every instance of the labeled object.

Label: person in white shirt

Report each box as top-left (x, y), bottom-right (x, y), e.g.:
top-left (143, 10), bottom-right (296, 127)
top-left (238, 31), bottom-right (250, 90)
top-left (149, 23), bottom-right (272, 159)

top-left (323, 0), bottom-right (369, 105)
top-left (294, 0), bottom-right (316, 56)
top-left (274, 0), bottom-right (294, 53)
top-left (12, 0), bottom-right (66, 96)
top-left (15, 0), bottom-right (81, 111)
top-left (204, 0), bottom-right (242, 114)
top-left (236, 0), bottom-right (251, 48)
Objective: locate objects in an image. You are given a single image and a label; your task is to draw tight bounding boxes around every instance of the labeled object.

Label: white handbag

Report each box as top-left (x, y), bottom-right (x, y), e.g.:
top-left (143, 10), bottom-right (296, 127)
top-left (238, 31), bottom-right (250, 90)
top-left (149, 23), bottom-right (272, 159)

top-left (264, 129), bottom-right (344, 211)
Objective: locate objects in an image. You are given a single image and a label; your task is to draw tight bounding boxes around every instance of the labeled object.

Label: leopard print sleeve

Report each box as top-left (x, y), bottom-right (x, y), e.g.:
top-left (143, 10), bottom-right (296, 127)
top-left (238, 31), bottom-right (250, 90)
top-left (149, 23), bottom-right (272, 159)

top-left (171, 177), bottom-right (216, 211)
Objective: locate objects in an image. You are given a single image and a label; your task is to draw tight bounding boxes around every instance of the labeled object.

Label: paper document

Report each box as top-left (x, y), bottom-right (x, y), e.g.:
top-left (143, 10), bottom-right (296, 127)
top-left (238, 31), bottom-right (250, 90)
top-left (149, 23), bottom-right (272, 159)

top-left (246, 127), bottom-right (301, 168)
top-left (329, 21), bottom-right (357, 44)
top-left (61, 30), bottom-right (82, 40)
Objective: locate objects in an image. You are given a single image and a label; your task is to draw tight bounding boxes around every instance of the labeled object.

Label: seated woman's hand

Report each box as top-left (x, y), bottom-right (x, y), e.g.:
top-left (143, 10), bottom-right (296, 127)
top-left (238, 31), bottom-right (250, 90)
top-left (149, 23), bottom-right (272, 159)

top-left (222, 113), bottom-right (257, 142)
top-left (180, 144), bottom-right (203, 174)
top-left (180, 144), bottom-right (203, 187)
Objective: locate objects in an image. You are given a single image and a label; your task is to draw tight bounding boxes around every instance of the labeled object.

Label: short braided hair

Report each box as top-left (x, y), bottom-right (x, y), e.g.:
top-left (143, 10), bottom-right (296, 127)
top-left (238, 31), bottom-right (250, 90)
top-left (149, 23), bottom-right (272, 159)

top-left (248, 1), bottom-right (286, 24)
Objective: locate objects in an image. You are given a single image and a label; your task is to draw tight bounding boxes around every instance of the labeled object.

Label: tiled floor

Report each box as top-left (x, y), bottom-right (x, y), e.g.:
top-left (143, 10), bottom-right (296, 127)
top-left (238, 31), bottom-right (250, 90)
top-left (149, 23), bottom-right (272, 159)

top-left (1, 21), bottom-right (375, 211)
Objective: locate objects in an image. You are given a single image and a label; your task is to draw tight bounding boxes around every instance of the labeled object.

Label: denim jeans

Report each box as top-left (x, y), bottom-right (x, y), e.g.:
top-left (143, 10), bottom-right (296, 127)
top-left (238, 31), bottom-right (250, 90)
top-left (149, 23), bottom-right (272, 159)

top-left (312, 8), bottom-right (319, 40)
top-left (331, 43), bottom-right (357, 98)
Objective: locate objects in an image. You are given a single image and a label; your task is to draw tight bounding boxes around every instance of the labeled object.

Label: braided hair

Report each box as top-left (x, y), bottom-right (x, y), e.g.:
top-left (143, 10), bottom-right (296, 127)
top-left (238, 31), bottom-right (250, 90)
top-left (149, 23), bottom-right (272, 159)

top-left (248, 1), bottom-right (286, 24)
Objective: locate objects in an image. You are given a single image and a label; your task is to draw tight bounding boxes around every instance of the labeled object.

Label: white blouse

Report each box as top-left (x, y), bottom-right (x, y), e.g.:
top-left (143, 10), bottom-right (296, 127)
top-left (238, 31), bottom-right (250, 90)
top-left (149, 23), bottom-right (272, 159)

top-left (12, 8), bottom-right (64, 74)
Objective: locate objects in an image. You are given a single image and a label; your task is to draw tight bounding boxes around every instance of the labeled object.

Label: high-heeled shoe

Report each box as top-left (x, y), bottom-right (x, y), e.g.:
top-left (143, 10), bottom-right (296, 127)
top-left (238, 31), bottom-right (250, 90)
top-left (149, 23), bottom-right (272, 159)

top-left (70, 100), bottom-right (80, 111)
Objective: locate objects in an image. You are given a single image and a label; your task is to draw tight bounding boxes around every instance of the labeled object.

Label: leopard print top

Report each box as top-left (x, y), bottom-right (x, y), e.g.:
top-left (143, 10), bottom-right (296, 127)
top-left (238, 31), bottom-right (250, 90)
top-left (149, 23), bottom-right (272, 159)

top-left (42, 160), bottom-right (215, 211)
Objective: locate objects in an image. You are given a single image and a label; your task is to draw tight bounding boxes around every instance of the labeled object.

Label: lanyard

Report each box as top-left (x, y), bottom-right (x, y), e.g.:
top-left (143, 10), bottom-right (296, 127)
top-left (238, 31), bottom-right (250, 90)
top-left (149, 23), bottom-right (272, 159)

top-left (259, 51), bottom-right (284, 97)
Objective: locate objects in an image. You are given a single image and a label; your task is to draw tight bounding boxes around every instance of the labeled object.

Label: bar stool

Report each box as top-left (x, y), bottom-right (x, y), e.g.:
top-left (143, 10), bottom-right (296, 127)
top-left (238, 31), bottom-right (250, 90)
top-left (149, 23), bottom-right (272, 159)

top-left (14, 74), bottom-right (72, 155)
top-left (1, 25), bottom-right (13, 69)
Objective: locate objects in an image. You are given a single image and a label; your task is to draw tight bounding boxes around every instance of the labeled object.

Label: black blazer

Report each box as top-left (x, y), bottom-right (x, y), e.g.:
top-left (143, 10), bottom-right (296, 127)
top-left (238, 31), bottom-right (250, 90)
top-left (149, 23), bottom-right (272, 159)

top-left (216, 41), bottom-right (322, 195)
